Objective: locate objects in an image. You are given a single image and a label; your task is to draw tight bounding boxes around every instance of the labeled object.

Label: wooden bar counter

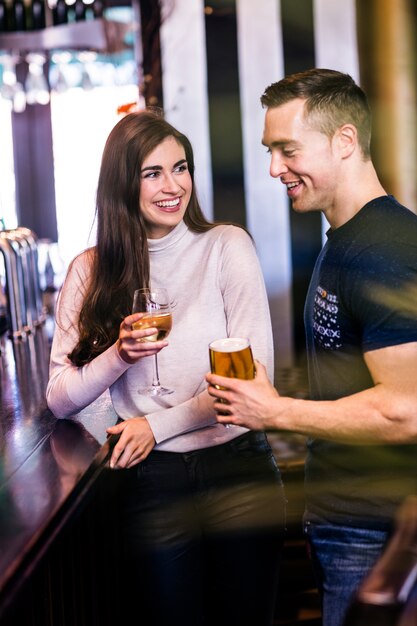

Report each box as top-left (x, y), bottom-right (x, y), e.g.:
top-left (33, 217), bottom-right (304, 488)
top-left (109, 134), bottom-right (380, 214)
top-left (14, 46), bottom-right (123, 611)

top-left (0, 326), bottom-right (121, 625)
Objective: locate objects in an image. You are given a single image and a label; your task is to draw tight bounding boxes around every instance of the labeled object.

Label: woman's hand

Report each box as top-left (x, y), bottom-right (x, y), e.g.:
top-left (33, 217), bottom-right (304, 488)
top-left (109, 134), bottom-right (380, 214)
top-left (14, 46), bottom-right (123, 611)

top-left (117, 312), bottom-right (168, 364)
top-left (107, 417), bottom-right (156, 469)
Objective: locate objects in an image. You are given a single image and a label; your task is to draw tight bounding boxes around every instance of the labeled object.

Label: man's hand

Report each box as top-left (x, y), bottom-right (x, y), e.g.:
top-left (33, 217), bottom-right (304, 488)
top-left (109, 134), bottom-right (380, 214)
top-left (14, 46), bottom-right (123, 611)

top-left (107, 417), bottom-right (156, 468)
top-left (207, 343), bottom-right (417, 444)
top-left (206, 361), bottom-right (285, 430)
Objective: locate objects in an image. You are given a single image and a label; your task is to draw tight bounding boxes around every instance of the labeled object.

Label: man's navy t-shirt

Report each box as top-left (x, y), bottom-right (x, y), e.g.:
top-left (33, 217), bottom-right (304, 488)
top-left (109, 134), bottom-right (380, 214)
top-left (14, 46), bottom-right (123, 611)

top-left (304, 195), bottom-right (417, 529)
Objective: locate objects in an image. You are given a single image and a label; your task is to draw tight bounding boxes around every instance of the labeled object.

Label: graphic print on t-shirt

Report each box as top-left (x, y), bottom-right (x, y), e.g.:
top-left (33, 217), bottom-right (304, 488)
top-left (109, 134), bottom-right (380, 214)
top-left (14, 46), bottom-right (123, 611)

top-left (312, 285), bottom-right (342, 350)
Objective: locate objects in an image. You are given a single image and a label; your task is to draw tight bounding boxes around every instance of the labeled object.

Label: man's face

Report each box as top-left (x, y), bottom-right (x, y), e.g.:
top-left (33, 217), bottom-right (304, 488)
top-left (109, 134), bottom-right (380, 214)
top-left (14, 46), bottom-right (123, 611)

top-left (262, 98), bottom-right (341, 214)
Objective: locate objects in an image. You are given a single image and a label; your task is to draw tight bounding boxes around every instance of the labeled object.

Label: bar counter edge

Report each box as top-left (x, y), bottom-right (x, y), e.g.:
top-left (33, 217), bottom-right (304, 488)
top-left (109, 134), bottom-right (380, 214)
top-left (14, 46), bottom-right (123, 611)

top-left (0, 326), bottom-right (121, 625)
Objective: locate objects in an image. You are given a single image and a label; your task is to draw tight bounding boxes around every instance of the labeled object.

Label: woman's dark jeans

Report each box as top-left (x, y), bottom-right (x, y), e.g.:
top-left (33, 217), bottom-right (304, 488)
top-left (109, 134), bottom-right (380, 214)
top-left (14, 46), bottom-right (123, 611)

top-left (120, 431), bottom-right (286, 626)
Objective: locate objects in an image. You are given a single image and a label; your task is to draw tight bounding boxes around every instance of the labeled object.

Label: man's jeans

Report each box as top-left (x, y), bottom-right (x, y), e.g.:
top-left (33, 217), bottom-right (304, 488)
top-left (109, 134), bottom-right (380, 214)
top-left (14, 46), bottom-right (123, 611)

top-left (304, 516), bottom-right (389, 626)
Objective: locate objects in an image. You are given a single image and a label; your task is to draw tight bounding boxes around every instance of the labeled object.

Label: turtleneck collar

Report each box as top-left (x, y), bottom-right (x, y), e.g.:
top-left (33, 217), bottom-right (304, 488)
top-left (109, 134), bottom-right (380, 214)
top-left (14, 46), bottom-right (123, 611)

top-left (147, 220), bottom-right (189, 253)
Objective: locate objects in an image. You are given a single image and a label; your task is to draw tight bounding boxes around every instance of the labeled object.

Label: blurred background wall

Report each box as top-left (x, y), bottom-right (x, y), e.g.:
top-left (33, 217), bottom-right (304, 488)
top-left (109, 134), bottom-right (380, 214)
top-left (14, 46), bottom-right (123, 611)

top-left (0, 0), bottom-right (416, 375)
top-left (135, 0), bottom-right (417, 371)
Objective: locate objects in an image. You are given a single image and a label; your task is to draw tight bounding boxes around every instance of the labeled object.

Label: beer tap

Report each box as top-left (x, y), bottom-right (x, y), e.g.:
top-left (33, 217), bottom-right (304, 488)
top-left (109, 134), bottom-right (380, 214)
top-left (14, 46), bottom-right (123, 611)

top-left (0, 231), bottom-right (26, 338)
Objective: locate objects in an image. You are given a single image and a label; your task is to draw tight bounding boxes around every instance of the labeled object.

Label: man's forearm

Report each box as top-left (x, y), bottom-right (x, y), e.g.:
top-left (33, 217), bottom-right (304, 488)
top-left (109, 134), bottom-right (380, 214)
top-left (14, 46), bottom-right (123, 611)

top-left (268, 386), bottom-right (417, 445)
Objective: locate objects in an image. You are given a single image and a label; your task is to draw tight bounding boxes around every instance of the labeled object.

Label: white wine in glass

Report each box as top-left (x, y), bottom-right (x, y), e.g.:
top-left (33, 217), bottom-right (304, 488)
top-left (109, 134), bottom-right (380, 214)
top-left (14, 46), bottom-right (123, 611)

top-left (132, 288), bottom-right (173, 396)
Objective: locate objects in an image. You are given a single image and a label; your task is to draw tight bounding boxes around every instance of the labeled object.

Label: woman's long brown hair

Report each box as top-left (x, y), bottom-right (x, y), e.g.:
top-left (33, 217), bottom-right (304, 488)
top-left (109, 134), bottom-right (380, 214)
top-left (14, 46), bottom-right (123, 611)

top-left (67, 110), bottom-right (217, 366)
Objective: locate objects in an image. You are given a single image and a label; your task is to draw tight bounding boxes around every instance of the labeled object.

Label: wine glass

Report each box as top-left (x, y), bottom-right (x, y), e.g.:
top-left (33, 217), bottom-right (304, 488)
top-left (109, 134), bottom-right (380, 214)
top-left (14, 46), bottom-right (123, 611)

top-left (132, 288), bottom-right (173, 396)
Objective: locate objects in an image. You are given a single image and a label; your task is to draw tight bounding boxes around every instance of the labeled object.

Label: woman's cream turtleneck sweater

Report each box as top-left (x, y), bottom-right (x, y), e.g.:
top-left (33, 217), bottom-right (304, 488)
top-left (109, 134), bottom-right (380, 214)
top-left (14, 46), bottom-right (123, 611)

top-left (47, 221), bottom-right (274, 453)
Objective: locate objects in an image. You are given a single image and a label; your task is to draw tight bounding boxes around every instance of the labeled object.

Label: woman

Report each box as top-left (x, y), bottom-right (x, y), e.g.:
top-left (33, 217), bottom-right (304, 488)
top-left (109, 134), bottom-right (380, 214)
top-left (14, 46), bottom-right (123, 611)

top-left (47, 110), bottom-right (285, 626)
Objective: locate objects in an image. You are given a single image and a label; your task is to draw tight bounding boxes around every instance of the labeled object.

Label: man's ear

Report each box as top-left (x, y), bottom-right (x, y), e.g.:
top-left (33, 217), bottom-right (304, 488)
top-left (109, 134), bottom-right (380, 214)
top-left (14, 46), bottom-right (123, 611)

top-left (337, 124), bottom-right (357, 158)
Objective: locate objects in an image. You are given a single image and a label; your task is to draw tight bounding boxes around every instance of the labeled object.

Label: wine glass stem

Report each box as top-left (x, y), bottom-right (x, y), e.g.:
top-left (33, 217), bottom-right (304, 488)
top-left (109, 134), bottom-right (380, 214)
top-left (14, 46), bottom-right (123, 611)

top-left (152, 354), bottom-right (161, 388)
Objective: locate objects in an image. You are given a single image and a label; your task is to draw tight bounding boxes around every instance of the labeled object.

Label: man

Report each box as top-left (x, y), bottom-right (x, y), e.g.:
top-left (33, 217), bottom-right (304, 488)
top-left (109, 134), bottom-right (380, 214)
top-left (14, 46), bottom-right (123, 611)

top-left (206, 68), bottom-right (417, 626)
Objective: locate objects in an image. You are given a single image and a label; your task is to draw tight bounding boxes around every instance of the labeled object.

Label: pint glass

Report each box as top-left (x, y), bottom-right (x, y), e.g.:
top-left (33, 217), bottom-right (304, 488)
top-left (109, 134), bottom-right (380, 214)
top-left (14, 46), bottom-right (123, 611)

top-left (209, 337), bottom-right (255, 381)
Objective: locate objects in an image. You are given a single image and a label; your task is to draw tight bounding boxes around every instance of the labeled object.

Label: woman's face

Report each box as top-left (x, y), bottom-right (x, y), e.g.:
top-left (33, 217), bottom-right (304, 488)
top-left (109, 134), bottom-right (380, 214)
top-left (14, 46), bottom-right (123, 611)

top-left (139, 136), bottom-right (192, 239)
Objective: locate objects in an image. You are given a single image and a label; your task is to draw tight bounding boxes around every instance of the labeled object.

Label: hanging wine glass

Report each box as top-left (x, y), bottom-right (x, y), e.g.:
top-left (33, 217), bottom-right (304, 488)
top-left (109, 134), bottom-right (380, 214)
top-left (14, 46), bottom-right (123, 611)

top-left (25, 53), bottom-right (50, 106)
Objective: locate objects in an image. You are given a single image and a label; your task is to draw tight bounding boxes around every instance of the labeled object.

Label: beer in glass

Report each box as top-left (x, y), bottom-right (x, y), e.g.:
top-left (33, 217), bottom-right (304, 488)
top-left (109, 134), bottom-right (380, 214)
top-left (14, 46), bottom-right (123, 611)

top-left (209, 337), bottom-right (255, 381)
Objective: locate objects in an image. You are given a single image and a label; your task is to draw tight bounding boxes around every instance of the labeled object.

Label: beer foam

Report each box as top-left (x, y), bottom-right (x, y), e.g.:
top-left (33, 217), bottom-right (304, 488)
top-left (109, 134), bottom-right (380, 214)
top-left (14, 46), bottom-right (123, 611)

top-left (209, 337), bottom-right (249, 352)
